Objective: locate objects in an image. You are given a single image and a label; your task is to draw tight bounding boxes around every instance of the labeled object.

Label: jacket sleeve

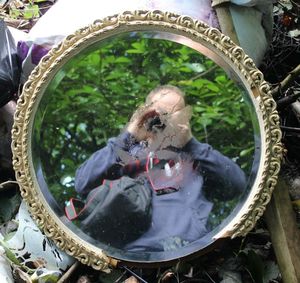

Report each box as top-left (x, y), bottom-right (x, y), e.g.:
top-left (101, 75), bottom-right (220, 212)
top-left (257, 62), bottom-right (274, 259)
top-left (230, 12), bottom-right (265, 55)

top-left (74, 132), bottom-right (135, 195)
top-left (182, 138), bottom-right (247, 200)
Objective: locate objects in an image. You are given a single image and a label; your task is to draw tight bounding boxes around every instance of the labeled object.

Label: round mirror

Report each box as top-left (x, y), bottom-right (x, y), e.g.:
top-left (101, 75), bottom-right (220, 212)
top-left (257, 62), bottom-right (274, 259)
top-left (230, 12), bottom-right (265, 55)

top-left (12, 11), bottom-right (282, 270)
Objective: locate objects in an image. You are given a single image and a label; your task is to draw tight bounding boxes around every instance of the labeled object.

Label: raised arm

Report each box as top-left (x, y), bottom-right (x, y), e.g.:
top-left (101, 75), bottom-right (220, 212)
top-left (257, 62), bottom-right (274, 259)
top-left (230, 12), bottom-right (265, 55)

top-left (74, 132), bottom-right (135, 195)
top-left (182, 138), bottom-right (247, 200)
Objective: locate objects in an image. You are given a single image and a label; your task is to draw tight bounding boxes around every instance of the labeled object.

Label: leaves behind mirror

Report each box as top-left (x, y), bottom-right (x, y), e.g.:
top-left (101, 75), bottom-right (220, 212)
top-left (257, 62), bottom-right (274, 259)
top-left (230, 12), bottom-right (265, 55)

top-left (33, 32), bottom-right (256, 229)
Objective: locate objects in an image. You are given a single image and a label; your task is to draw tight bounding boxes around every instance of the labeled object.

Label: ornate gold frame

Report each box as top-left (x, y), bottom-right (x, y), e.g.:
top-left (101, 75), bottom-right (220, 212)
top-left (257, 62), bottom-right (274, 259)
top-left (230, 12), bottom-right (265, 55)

top-left (12, 10), bottom-right (283, 271)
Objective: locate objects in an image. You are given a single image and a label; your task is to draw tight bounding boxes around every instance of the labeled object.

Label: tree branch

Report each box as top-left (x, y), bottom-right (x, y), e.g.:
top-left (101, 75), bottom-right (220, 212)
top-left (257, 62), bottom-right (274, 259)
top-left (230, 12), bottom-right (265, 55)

top-left (280, 125), bottom-right (300, 133)
top-left (190, 65), bottom-right (218, 81)
top-left (57, 261), bottom-right (80, 283)
top-left (272, 63), bottom-right (300, 96)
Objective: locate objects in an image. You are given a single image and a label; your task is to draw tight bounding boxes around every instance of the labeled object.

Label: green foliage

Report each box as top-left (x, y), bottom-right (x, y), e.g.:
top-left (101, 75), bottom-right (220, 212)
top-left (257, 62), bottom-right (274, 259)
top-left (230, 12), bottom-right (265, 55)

top-left (8, 1), bottom-right (40, 20)
top-left (33, 32), bottom-right (257, 228)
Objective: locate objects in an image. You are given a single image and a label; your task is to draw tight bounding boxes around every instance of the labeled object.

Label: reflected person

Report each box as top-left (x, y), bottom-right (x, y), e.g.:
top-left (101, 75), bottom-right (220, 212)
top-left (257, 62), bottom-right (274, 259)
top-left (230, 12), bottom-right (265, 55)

top-left (74, 85), bottom-right (246, 251)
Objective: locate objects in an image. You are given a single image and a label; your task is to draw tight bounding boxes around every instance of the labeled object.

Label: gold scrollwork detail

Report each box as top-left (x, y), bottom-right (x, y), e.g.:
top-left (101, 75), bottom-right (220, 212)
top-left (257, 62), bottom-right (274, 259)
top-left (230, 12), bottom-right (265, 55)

top-left (12, 10), bottom-right (282, 269)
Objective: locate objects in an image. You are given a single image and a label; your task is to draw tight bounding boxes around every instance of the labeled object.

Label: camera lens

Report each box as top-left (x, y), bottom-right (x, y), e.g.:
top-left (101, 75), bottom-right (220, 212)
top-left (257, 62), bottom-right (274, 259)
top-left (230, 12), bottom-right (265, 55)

top-left (146, 116), bottom-right (166, 132)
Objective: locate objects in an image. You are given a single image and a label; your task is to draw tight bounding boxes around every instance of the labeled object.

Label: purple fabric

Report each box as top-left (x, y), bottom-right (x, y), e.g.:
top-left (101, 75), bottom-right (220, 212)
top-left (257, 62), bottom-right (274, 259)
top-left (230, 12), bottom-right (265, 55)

top-left (31, 44), bottom-right (50, 65)
top-left (17, 41), bottom-right (50, 65)
top-left (17, 41), bottom-right (29, 62)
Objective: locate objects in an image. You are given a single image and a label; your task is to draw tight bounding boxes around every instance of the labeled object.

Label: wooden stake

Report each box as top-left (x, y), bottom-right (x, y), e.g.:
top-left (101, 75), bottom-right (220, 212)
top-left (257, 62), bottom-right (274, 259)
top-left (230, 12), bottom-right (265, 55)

top-left (264, 177), bottom-right (300, 283)
top-left (213, 2), bottom-right (240, 45)
top-left (57, 261), bottom-right (80, 283)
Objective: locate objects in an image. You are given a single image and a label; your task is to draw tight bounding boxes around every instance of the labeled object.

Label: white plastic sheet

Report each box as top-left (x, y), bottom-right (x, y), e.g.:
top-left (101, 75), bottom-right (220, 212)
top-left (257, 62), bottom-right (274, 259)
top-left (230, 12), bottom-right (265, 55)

top-left (6, 201), bottom-right (74, 272)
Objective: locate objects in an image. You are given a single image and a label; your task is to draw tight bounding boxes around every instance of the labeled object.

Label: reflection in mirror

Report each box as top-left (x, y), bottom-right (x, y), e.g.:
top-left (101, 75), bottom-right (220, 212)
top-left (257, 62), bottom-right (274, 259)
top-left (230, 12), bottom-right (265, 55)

top-left (32, 32), bottom-right (260, 260)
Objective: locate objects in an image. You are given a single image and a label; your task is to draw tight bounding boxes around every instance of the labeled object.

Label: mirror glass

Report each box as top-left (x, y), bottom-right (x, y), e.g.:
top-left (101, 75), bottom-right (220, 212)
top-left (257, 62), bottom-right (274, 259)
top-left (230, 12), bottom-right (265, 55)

top-left (32, 31), bottom-right (260, 262)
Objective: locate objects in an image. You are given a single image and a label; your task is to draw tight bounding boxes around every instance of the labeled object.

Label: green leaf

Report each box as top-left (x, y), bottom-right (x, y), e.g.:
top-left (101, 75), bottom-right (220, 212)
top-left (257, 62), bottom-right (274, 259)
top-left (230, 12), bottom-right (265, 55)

top-left (240, 146), bottom-right (254, 157)
top-left (190, 79), bottom-right (204, 88)
top-left (23, 4), bottom-right (39, 19)
top-left (215, 75), bottom-right (227, 83)
top-left (223, 116), bottom-right (237, 125)
top-left (9, 8), bottom-right (21, 19)
top-left (131, 42), bottom-right (146, 51)
top-left (0, 239), bottom-right (22, 266)
top-left (206, 83), bottom-right (220, 92)
top-left (115, 56), bottom-right (131, 63)
top-left (105, 72), bottom-right (124, 80)
top-left (199, 117), bottom-right (212, 126)
top-left (179, 66), bottom-right (193, 73)
top-left (89, 53), bottom-right (100, 65)
top-left (194, 106), bottom-right (206, 113)
top-left (126, 49), bottom-right (145, 54)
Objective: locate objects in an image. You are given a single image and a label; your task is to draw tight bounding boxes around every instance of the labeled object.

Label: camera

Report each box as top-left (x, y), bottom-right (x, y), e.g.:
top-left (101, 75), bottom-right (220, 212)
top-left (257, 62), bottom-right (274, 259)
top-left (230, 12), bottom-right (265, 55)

top-left (144, 115), bottom-right (166, 132)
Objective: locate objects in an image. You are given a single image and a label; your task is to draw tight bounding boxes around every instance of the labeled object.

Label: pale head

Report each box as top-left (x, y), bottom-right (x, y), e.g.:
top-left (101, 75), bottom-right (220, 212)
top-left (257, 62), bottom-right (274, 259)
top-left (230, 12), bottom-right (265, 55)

top-left (146, 85), bottom-right (186, 114)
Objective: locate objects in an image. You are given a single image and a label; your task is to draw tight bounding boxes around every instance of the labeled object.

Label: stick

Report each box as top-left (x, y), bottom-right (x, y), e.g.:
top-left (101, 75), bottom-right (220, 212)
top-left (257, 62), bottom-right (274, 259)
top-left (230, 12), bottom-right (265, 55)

top-left (213, 2), bottom-right (240, 45)
top-left (264, 177), bottom-right (300, 283)
top-left (272, 64), bottom-right (300, 95)
top-left (57, 261), bottom-right (80, 283)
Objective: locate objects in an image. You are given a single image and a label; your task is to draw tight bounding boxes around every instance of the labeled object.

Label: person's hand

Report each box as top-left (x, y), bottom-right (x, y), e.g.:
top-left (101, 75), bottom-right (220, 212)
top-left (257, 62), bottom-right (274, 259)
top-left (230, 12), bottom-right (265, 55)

top-left (169, 105), bottom-right (193, 146)
top-left (150, 106), bottom-right (193, 149)
top-left (127, 105), bottom-right (157, 142)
